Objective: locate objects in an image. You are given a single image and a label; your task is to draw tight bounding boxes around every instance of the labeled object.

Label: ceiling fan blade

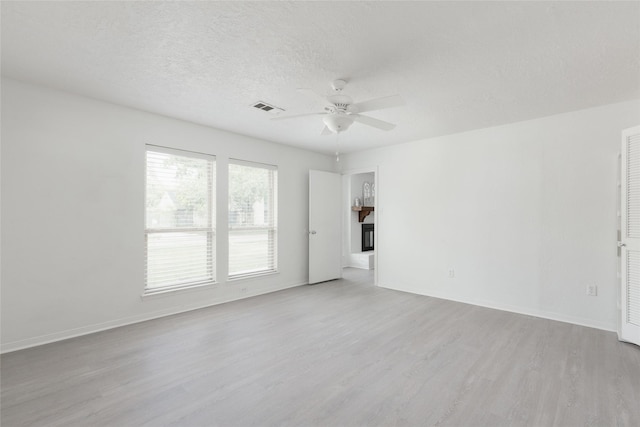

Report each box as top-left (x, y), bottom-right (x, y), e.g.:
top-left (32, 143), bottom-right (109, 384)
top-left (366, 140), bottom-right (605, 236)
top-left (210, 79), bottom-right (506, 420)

top-left (321, 125), bottom-right (333, 136)
top-left (271, 112), bottom-right (325, 121)
top-left (351, 94), bottom-right (404, 113)
top-left (352, 114), bottom-right (396, 131)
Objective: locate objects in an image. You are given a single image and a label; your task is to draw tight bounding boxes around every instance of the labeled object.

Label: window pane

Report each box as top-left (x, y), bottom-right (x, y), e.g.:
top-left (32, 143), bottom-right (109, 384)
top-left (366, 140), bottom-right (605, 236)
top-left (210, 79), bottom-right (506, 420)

top-left (228, 161), bottom-right (277, 278)
top-left (145, 147), bottom-right (216, 292)
top-left (146, 150), bottom-right (214, 229)
top-left (146, 231), bottom-right (214, 289)
top-left (229, 229), bottom-right (275, 276)
top-left (229, 164), bottom-right (275, 227)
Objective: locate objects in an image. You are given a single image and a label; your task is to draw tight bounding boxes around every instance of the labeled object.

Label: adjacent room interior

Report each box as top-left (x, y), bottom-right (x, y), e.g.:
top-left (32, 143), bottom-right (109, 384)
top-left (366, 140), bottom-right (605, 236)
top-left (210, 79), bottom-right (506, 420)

top-left (343, 170), bottom-right (376, 272)
top-left (1, 1), bottom-right (639, 426)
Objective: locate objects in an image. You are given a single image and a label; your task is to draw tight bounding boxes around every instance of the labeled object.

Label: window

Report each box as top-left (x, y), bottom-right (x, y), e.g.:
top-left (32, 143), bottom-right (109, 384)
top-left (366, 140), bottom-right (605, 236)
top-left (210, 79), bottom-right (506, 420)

top-left (228, 160), bottom-right (277, 279)
top-left (145, 146), bottom-right (215, 293)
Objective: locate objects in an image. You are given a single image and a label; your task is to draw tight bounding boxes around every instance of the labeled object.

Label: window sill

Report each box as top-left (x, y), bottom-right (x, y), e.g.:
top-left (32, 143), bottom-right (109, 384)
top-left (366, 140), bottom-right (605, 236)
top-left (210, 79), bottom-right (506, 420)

top-left (141, 281), bottom-right (216, 299)
top-left (227, 270), bottom-right (279, 282)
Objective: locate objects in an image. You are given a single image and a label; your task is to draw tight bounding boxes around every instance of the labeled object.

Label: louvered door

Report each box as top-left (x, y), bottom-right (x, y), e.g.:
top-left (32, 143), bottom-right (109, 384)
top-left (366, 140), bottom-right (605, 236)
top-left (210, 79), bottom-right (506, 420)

top-left (620, 125), bottom-right (640, 346)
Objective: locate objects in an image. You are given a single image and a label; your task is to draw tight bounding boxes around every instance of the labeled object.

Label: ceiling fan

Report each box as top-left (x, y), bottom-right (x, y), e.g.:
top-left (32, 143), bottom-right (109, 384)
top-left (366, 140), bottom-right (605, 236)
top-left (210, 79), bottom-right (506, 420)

top-left (272, 79), bottom-right (404, 135)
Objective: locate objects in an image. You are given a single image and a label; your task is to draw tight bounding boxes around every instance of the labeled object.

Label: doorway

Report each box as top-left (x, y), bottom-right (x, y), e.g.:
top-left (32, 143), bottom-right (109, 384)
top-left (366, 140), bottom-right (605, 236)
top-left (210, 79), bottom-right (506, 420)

top-left (342, 168), bottom-right (378, 285)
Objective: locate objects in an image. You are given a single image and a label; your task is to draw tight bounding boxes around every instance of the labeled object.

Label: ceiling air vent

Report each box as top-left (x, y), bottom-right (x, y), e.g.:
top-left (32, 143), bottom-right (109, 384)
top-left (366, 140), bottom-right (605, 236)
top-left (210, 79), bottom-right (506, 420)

top-left (251, 101), bottom-right (284, 115)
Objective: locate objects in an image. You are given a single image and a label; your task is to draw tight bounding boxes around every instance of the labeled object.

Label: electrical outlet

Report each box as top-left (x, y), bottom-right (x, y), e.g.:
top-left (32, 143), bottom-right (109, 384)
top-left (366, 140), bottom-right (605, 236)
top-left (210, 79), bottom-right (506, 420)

top-left (448, 268), bottom-right (455, 278)
top-left (586, 285), bottom-right (597, 296)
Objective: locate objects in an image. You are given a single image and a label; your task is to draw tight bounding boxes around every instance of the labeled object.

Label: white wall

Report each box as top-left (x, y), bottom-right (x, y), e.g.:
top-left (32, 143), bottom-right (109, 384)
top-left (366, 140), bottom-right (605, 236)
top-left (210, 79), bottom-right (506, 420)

top-left (1, 78), bottom-right (333, 352)
top-left (343, 99), bottom-right (640, 331)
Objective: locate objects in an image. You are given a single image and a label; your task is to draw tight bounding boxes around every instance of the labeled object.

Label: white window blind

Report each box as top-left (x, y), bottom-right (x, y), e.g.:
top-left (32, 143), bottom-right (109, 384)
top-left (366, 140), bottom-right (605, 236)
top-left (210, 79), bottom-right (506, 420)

top-left (145, 147), bottom-right (215, 293)
top-left (625, 132), bottom-right (640, 326)
top-left (228, 160), bottom-right (277, 279)
top-left (627, 133), bottom-right (640, 239)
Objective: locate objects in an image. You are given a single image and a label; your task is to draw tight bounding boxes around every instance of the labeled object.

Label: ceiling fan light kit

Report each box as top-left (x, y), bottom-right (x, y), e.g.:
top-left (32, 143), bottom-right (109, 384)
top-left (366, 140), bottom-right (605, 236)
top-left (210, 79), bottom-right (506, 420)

top-left (323, 114), bottom-right (354, 133)
top-left (331, 79), bottom-right (347, 92)
top-left (273, 79), bottom-right (405, 135)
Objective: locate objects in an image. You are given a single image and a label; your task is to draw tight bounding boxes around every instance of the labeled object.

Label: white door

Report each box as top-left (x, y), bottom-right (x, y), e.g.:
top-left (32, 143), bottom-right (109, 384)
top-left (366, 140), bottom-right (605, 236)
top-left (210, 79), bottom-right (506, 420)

top-left (620, 125), bottom-right (640, 346)
top-left (309, 170), bottom-right (342, 284)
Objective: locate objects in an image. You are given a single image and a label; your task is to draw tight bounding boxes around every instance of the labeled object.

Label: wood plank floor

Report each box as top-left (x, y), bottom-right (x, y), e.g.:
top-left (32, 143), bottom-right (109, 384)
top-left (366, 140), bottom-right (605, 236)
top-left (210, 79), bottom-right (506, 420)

top-left (2, 268), bottom-right (639, 426)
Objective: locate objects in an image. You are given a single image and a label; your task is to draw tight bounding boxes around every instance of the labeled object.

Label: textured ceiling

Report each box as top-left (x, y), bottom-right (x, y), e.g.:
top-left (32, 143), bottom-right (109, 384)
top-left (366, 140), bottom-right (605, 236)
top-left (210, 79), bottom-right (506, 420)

top-left (2, 1), bottom-right (639, 154)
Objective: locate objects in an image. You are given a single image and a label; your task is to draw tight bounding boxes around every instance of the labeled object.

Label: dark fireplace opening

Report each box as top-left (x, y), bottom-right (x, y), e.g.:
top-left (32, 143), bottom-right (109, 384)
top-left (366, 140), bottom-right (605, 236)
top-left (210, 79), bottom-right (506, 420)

top-left (362, 224), bottom-right (374, 252)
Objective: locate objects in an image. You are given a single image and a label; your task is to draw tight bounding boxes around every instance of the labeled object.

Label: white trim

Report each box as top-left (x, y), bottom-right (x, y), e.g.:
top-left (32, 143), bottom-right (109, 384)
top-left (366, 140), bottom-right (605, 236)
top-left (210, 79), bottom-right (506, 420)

top-left (228, 161), bottom-right (278, 278)
top-left (229, 158), bottom-right (277, 170)
top-left (1, 280), bottom-right (308, 354)
top-left (146, 144), bottom-right (216, 161)
top-left (228, 269), bottom-right (279, 282)
top-left (616, 151), bottom-right (623, 340)
top-left (341, 166), bottom-right (378, 176)
top-left (341, 165), bottom-right (379, 286)
top-left (144, 148), bottom-right (216, 292)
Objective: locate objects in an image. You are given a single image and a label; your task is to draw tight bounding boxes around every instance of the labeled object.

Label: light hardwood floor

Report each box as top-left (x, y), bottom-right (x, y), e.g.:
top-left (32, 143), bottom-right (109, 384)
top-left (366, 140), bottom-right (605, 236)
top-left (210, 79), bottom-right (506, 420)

top-left (2, 268), bottom-right (639, 426)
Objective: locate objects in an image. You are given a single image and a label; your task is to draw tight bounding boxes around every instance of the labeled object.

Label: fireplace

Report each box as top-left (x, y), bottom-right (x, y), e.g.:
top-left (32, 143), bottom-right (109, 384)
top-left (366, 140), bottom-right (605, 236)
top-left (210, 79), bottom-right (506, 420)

top-left (362, 224), bottom-right (374, 252)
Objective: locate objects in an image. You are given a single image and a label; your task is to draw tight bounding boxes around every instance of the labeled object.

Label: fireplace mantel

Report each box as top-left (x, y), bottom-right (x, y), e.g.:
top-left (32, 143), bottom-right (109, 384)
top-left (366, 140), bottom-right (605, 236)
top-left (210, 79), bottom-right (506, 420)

top-left (352, 206), bottom-right (374, 222)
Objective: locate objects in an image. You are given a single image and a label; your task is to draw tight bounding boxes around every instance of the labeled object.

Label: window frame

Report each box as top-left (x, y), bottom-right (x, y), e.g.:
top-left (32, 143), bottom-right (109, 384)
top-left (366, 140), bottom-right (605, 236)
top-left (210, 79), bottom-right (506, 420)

top-left (227, 159), bottom-right (278, 280)
top-left (144, 145), bottom-right (216, 295)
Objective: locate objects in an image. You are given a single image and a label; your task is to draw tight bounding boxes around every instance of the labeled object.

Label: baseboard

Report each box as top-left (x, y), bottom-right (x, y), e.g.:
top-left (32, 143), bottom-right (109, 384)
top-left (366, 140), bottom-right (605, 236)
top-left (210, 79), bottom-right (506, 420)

top-left (4, 280), bottom-right (615, 354)
top-left (1, 280), bottom-right (307, 354)
top-left (379, 282), bottom-right (616, 333)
